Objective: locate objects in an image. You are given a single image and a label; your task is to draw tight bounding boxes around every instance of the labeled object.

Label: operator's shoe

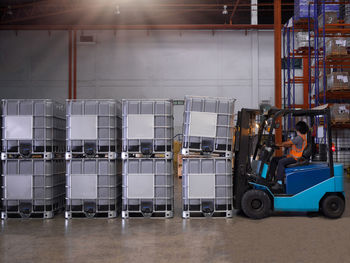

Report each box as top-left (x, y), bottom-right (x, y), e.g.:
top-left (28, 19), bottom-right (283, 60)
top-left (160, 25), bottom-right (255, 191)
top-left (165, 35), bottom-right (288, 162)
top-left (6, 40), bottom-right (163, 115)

top-left (271, 182), bottom-right (283, 192)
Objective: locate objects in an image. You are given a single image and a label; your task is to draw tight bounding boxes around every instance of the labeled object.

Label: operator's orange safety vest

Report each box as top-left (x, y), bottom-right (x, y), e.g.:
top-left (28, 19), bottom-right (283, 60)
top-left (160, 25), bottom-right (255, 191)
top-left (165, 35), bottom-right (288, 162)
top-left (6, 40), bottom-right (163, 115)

top-left (287, 134), bottom-right (307, 160)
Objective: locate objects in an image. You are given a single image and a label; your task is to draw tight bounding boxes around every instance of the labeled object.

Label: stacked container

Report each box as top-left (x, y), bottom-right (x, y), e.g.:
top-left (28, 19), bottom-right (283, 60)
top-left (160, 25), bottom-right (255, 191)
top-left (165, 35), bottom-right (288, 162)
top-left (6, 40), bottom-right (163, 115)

top-left (65, 100), bottom-right (122, 218)
top-left (181, 96), bottom-right (235, 218)
top-left (122, 99), bottom-right (174, 218)
top-left (1, 99), bottom-right (65, 219)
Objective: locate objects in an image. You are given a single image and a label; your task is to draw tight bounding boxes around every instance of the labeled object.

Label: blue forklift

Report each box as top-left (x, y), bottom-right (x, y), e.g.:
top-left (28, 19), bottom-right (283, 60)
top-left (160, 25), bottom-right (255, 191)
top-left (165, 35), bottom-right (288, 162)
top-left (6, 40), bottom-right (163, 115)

top-left (233, 107), bottom-right (345, 219)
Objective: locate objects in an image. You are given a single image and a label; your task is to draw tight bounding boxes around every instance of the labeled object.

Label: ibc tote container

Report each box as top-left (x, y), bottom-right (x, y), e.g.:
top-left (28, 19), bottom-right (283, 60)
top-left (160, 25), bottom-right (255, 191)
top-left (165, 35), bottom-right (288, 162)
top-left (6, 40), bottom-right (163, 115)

top-left (1, 99), bottom-right (65, 219)
top-left (66, 99), bottom-right (122, 158)
top-left (65, 158), bottom-right (122, 218)
top-left (1, 159), bottom-right (65, 219)
top-left (65, 99), bottom-right (122, 218)
top-left (1, 99), bottom-right (65, 159)
top-left (122, 99), bottom-right (173, 157)
top-left (182, 96), bottom-right (235, 157)
top-left (182, 157), bottom-right (233, 218)
top-left (122, 158), bottom-right (173, 218)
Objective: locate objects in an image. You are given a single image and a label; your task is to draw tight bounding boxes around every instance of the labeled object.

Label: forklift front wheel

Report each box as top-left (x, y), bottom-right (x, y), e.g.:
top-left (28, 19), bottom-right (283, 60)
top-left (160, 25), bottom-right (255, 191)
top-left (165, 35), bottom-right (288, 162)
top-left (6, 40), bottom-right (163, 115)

top-left (321, 195), bottom-right (345, 219)
top-left (241, 189), bottom-right (272, 219)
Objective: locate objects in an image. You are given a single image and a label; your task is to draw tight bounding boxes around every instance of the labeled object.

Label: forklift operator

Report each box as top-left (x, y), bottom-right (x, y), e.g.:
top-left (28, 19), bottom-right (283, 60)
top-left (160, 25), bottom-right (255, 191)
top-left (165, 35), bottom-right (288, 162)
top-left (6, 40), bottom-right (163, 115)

top-left (269, 121), bottom-right (309, 190)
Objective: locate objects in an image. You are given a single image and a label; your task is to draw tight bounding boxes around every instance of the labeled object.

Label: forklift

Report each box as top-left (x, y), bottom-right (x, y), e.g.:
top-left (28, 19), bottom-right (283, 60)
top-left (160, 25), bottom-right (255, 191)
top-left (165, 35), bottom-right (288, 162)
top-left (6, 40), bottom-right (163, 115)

top-left (233, 107), bottom-right (345, 219)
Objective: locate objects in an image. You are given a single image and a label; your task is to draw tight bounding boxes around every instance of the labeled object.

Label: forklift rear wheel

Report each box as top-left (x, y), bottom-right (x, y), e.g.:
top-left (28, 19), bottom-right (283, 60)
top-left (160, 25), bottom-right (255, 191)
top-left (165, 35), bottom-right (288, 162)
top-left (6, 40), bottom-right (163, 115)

top-left (321, 195), bottom-right (345, 219)
top-left (241, 189), bottom-right (272, 219)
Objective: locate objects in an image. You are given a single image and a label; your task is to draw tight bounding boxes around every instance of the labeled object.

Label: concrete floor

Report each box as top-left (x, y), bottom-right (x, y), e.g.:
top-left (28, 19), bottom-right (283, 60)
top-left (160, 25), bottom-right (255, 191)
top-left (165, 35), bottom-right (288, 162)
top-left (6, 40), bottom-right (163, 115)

top-left (1, 178), bottom-right (350, 263)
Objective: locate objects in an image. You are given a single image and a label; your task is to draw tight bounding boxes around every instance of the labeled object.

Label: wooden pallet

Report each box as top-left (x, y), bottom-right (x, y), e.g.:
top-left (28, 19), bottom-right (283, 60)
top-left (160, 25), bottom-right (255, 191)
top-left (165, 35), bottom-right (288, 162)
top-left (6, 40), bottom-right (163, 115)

top-left (328, 87), bottom-right (350, 92)
top-left (332, 119), bottom-right (350, 124)
top-left (296, 47), bottom-right (313, 54)
top-left (331, 121), bottom-right (350, 129)
top-left (331, 120), bottom-right (350, 126)
top-left (177, 154), bottom-right (182, 178)
top-left (294, 18), bottom-right (313, 25)
top-left (325, 53), bottom-right (349, 60)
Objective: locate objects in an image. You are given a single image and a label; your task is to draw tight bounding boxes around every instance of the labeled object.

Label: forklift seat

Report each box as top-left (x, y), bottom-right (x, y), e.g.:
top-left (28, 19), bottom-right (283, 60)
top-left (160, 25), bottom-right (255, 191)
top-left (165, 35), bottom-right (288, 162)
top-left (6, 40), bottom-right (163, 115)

top-left (286, 143), bottom-right (312, 168)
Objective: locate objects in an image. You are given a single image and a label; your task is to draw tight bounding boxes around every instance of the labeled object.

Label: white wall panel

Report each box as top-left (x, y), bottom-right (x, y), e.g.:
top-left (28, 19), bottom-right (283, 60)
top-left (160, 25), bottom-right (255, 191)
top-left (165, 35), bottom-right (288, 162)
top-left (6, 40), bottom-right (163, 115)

top-left (0, 31), bottom-right (31, 81)
top-left (0, 29), bottom-right (275, 134)
top-left (258, 31), bottom-right (275, 104)
top-left (77, 45), bottom-right (96, 81)
top-left (221, 31), bottom-right (252, 80)
top-left (30, 31), bottom-right (68, 81)
top-left (0, 31), bottom-right (68, 100)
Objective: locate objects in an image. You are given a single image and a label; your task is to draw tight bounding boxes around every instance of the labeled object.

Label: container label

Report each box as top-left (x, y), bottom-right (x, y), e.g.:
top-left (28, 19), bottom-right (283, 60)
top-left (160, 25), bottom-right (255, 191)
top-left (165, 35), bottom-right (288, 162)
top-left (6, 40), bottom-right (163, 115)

top-left (127, 114), bottom-right (154, 139)
top-left (335, 39), bottom-right (346, 46)
top-left (5, 116), bottom-right (33, 140)
top-left (336, 75), bottom-right (348, 83)
top-left (70, 174), bottom-right (97, 199)
top-left (5, 175), bottom-right (33, 199)
top-left (338, 105), bottom-right (349, 114)
top-left (188, 173), bottom-right (215, 198)
top-left (70, 115), bottom-right (98, 140)
top-left (127, 173), bottom-right (154, 198)
top-left (188, 112), bottom-right (218, 138)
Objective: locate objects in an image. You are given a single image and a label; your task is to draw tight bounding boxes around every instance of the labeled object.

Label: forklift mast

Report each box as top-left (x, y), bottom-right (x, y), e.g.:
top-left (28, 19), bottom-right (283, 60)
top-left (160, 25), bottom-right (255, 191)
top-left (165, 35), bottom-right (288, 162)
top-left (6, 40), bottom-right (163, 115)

top-left (233, 109), bottom-right (261, 210)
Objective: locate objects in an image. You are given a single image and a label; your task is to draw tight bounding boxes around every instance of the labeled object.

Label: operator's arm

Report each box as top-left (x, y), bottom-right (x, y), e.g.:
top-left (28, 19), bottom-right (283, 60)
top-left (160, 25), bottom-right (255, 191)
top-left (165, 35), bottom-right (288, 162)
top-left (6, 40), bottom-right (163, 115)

top-left (276, 140), bottom-right (293, 148)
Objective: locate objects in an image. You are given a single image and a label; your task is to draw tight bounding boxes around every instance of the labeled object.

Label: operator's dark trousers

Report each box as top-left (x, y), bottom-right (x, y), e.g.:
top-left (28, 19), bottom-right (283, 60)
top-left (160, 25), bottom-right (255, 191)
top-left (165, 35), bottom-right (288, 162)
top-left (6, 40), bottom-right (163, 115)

top-left (269, 156), bottom-right (296, 181)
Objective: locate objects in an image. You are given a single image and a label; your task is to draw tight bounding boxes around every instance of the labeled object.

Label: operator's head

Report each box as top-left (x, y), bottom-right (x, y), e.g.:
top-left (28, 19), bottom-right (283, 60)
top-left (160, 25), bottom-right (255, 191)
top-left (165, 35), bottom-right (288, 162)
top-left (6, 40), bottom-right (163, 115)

top-left (295, 121), bottom-right (309, 135)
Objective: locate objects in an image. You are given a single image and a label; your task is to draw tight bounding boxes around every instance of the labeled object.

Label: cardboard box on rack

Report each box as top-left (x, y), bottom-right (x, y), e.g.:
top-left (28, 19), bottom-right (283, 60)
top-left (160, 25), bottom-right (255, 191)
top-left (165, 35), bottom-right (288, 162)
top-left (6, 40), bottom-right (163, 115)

top-left (327, 72), bottom-right (350, 91)
top-left (330, 104), bottom-right (350, 123)
top-left (326, 38), bottom-right (348, 57)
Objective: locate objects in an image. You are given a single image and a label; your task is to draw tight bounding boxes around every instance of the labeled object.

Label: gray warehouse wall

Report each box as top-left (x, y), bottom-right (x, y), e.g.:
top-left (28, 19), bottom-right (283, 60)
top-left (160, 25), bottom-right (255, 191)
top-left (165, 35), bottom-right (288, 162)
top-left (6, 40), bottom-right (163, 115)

top-left (0, 30), bottom-right (274, 134)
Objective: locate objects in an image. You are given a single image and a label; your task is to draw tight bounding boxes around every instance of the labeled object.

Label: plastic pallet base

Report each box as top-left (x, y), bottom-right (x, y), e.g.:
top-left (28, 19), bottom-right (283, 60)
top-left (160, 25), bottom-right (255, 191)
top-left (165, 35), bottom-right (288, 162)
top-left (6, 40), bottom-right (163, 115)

top-left (181, 148), bottom-right (232, 158)
top-left (1, 152), bottom-right (63, 160)
top-left (65, 211), bottom-right (118, 219)
top-left (182, 210), bottom-right (233, 219)
top-left (123, 147), bottom-right (173, 155)
top-left (66, 152), bottom-right (118, 160)
top-left (122, 211), bottom-right (173, 219)
top-left (121, 152), bottom-right (173, 159)
top-left (1, 210), bottom-right (56, 219)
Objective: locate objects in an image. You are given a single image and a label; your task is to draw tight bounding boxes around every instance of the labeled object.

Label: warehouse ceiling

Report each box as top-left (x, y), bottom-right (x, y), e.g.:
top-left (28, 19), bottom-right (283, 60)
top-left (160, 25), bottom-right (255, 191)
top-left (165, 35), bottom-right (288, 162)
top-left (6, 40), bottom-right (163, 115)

top-left (0, 0), bottom-right (294, 27)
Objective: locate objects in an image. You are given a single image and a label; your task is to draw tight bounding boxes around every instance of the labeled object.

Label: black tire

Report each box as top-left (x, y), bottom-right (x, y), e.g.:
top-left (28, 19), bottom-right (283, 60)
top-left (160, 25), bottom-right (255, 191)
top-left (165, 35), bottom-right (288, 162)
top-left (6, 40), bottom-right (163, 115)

top-left (241, 189), bottom-right (272, 219)
top-left (321, 195), bottom-right (345, 219)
